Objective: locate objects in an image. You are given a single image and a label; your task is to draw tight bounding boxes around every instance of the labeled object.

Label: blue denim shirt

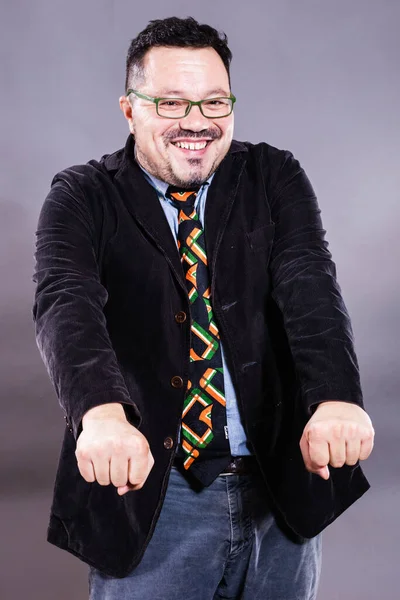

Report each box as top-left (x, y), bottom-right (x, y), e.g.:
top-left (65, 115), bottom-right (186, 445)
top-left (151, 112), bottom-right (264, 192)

top-left (138, 163), bottom-right (252, 455)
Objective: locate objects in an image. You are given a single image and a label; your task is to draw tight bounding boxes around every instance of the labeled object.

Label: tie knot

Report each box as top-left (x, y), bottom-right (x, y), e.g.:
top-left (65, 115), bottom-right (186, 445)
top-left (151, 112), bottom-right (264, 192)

top-left (166, 185), bottom-right (201, 209)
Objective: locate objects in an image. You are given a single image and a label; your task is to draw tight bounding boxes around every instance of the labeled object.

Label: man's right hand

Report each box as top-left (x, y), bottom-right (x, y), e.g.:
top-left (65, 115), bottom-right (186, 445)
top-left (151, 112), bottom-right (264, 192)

top-left (75, 403), bottom-right (154, 495)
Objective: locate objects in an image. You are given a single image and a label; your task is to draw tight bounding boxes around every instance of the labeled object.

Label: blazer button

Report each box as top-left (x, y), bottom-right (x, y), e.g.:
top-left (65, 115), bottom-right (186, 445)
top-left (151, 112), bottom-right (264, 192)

top-left (175, 311), bottom-right (187, 323)
top-left (164, 437), bottom-right (174, 450)
top-left (64, 415), bottom-right (73, 433)
top-left (171, 375), bottom-right (184, 388)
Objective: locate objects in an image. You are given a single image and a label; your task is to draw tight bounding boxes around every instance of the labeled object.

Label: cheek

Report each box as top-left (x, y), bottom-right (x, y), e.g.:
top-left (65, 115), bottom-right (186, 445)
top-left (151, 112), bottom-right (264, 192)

top-left (136, 132), bottom-right (165, 157)
top-left (134, 113), bottom-right (167, 144)
top-left (222, 117), bottom-right (234, 137)
top-left (153, 128), bottom-right (172, 150)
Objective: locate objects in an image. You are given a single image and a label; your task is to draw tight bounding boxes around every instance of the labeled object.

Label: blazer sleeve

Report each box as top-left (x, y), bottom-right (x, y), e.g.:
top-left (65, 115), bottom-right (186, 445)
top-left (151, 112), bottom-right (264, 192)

top-left (266, 148), bottom-right (364, 415)
top-left (32, 171), bottom-right (141, 439)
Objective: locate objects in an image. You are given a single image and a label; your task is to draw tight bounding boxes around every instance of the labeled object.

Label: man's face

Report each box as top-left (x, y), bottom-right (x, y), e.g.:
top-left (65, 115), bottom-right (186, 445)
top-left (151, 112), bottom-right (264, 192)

top-left (119, 46), bottom-right (234, 187)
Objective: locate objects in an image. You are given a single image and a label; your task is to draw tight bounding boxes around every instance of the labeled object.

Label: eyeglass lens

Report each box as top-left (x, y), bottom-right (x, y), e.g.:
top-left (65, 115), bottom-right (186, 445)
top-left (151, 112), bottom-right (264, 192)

top-left (157, 98), bottom-right (232, 117)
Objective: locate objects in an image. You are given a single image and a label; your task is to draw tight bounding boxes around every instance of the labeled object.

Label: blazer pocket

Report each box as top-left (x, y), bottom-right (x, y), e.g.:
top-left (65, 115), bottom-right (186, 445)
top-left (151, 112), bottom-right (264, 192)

top-left (246, 223), bottom-right (275, 252)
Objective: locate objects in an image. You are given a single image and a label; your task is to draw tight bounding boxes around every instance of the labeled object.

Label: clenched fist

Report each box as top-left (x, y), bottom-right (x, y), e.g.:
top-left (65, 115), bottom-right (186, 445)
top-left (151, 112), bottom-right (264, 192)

top-left (300, 400), bottom-right (375, 480)
top-left (75, 403), bottom-right (154, 495)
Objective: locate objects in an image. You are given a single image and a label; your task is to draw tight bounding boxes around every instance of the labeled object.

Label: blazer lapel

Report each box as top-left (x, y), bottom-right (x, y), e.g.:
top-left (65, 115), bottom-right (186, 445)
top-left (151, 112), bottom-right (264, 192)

top-left (111, 135), bottom-right (248, 293)
top-left (204, 141), bottom-right (248, 288)
top-left (113, 136), bottom-right (187, 290)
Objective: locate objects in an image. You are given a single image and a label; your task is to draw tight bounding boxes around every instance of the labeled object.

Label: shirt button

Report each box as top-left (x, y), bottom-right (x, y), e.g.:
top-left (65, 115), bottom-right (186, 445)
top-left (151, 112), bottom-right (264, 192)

top-left (163, 437), bottom-right (174, 450)
top-left (171, 376), bottom-right (184, 388)
top-left (175, 311), bottom-right (187, 323)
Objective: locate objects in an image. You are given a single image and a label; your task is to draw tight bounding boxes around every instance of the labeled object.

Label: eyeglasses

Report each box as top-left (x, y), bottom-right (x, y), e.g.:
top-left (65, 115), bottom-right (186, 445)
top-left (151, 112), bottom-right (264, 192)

top-left (126, 89), bottom-right (236, 119)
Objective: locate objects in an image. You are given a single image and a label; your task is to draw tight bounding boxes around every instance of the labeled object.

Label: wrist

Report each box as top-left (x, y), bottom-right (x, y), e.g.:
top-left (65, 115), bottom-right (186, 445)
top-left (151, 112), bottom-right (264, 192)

top-left (82, 403), bottom-right (127, 427)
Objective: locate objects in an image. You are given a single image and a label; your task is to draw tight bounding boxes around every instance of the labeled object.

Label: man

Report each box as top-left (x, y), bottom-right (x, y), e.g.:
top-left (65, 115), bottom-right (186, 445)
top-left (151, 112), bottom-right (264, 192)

top-left (32, 16), bottom-right (374, 600)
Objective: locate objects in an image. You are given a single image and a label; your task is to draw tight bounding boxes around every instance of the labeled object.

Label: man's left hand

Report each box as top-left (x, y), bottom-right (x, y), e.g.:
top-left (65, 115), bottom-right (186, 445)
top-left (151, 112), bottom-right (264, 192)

top-left (299, 401), bottom-right (375, 480)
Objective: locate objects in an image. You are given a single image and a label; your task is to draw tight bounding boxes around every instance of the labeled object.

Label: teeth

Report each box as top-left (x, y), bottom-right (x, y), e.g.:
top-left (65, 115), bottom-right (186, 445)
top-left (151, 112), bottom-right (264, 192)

top-left (173, 141), bottom-right (208, 150)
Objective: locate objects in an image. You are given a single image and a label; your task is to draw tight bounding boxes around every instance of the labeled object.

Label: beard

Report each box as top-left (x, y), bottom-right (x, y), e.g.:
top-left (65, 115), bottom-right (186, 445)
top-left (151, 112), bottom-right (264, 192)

top-left (132, 127), bottom-right (227, 187)
top-left (134, 144), bottom-right (221, 187)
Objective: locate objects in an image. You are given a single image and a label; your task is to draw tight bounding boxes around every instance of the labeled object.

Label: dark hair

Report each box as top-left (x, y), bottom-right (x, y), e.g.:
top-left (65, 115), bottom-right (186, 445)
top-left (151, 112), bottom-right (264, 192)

top-left (125, 16), bottom-right (232, 92)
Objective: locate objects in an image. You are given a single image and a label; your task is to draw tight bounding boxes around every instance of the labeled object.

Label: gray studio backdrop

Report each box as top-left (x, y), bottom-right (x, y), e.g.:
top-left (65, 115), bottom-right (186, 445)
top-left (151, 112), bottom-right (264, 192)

top-left (1, 1), bottom-right (399, 599)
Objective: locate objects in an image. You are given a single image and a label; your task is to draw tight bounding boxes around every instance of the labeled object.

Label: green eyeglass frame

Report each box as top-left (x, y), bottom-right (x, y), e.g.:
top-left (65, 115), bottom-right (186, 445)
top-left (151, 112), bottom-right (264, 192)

top-left (126, 89), bottom-right (236, 119)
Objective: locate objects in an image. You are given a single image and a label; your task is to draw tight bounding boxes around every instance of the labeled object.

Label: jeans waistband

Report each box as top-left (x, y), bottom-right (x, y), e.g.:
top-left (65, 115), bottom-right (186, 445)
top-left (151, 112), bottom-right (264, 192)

top-left (219, 456), bottom-right (259, 475)
top-left (173, 455), bottom-right (258, 476)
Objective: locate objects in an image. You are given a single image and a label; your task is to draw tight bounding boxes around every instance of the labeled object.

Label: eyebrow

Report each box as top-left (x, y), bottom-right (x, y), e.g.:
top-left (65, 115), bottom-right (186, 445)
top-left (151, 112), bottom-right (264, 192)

top-left (156, 87), bottom-right (230, 97)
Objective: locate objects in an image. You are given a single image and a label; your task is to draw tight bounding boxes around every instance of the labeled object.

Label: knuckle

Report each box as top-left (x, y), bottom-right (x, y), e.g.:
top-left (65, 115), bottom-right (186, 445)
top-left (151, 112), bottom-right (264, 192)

top-left (311, 461), bottom-right (325, 470)
top-left (97, 479), bottom-right (110, 487)
top-left (130, 438), bottom-right (149, 456)
top-left (346, 424), bottom-right (357, 439)
top-left (112, 478), bottom-right (127, 488)
top-left (92, 443), bottom-right (107, 457)
top-left (111, 440), bottom-right (126, 455)
top-left (332, 423), bottom-right (343, 439)
top-left (76, 448), bottom-right (90, 461)
top-left (307, 425), bottom-right (321, 441)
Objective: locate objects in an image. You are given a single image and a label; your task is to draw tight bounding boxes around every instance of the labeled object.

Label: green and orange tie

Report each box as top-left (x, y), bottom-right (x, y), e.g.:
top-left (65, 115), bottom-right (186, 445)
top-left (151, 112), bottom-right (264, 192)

top-left (166, 185), bottom-right (232, 486)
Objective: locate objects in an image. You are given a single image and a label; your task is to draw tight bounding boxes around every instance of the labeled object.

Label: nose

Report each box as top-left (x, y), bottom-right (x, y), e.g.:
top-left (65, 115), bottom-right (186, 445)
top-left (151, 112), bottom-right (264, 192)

top-left (178, 104), bottom-right (210, 131)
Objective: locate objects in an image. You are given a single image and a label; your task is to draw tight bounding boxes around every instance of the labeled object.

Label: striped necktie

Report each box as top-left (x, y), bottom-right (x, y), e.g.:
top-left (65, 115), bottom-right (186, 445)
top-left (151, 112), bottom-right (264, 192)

top-left (166, 185), bottom-right (232, 486)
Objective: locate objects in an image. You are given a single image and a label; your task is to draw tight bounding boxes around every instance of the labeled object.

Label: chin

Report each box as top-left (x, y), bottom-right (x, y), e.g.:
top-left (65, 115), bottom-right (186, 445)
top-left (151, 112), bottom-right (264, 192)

top-left (182, 168), bottom-right (210, 183)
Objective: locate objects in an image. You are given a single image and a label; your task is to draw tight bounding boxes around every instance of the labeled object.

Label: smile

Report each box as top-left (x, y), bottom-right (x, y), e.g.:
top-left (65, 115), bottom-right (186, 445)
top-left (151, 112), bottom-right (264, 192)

top-left (172, 140), bottom-right (208, 150)
top-left (170, 140), bottom-right (213, 155)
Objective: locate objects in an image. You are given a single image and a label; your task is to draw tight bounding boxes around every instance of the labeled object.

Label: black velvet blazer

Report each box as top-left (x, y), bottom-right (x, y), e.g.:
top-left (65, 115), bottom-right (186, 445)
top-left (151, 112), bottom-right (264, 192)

top-left (32, 134), bottom-right (370, 577)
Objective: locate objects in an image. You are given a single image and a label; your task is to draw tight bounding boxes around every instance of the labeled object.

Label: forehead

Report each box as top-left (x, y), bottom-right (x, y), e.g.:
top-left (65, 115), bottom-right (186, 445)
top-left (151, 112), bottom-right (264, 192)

top-left (141, 46), bottom-right (230, 96)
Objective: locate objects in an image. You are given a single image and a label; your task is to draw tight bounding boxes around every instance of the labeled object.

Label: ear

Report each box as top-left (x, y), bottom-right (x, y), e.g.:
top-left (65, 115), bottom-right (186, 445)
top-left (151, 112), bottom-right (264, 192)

top-left (119, 96), bottom-right (135, 134)
top-left (119, 95), bottom-right (132, 121)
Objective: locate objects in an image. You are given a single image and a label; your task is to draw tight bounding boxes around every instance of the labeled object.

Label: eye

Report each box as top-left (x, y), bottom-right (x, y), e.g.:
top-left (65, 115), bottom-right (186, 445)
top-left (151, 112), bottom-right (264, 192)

top-left (159, 100), bottom-right (184, 107)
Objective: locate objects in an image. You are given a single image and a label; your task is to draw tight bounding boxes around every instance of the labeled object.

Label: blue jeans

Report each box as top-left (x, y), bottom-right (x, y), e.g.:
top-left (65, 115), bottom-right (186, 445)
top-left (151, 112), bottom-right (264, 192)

top-left (89, 465), bottom-right (322, 599)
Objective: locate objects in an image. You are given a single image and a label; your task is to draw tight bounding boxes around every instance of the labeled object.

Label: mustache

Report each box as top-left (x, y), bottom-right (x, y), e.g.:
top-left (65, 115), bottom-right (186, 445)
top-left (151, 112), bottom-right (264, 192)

top-left (164, 130), bottom-right (221, 142)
